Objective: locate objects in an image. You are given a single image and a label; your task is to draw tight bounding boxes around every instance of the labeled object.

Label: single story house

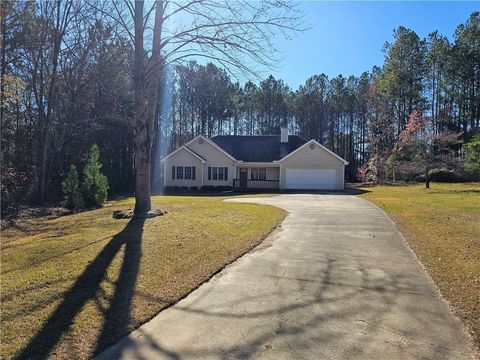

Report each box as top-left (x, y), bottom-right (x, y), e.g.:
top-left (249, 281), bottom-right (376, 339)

top-left (163, 128), bottom-right (348, 191)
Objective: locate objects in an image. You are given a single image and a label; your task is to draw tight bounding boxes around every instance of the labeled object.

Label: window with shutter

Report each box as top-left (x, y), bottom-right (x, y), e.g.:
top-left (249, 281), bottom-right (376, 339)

top-left (207, 167), bottom-right (230, 181)
top-left (172, 166), bottom-right (176, 180)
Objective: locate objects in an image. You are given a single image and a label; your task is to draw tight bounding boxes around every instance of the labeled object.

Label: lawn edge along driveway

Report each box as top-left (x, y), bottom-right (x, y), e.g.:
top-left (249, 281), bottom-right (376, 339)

top-left (1, 195), bottom-right (286, 360)
top-left (357, 183), bottom-right (480, 355)
top-left (96, 194), bottom-right (473, 360)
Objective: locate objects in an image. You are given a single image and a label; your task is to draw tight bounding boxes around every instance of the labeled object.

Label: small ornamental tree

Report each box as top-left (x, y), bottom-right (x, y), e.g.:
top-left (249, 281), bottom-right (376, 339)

top-left (356, 163), bottom-right (369, 182)
top-left (464, 134), bottom-right (480, 175)
top-left (391, 111), bottom-right (463, 188)
top-left (363, 154), bottom-right (391, 183)
top-left (82, 144), bottom-right (109, 206)
top-left (62, 165), bottom-right (84, 209)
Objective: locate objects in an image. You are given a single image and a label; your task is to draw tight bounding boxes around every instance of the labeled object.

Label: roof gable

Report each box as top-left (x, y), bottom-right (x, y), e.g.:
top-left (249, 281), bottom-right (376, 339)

top-left (164, 135), bottom-right (347, 165)
top-left (278, 139), bottom-right (349, 164)
top-left (162, 145), bottom-right (206, 163)
top-left (186, 135), bottom-right (237, 161)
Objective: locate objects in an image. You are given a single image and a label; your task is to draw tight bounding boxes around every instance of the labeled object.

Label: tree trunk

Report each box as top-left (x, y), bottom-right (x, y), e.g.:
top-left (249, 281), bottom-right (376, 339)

top-left (425, 167), bottom-right (430, 189)
top-left (133, 0), bottom-right (164, 215)
top-left (133, 1), bottom-right (148, 214)
top-left (0, 0), bottom-right (6, 132)
top-left (37, 123), bottom-right (48, 203)
top-left (36, 1), bottom-right (69, 204)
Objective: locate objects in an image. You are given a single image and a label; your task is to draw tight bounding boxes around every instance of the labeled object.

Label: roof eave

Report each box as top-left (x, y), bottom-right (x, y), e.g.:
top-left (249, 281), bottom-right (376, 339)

top-left (194, 135), bottom-right (237, 161)
top-left (162, 145), bottom-right (206, 163)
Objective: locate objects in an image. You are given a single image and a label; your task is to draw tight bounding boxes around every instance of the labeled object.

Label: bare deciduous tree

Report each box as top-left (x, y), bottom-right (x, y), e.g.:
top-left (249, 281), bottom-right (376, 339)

top-left (24, 0), bottom-right (75, 203)
top-left (99, 0), bottom-right (305, 214)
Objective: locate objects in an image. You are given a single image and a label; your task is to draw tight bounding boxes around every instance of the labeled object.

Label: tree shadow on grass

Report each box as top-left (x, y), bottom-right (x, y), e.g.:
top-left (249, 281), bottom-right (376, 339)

top-left (426, 188), bottom-right (480, 194)
top-left (343, 187), bottom-right (372, 195)
top-left (14, 218), bottom-right (145, 360)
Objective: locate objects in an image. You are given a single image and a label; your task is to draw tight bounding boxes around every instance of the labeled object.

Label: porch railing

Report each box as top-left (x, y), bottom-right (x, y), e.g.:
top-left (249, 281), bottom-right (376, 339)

top-left (233, 179), bottom-right (279, 190)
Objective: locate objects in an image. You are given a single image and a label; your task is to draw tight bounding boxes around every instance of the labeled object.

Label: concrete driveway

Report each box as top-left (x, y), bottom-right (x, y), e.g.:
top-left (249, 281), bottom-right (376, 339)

top-left (97, 194), bottom-right (473, 360)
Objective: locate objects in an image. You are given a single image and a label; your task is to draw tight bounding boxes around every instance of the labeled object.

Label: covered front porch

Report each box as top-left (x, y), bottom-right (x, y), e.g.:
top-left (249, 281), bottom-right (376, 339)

top-left (233, 164), bottom-right (280, 191)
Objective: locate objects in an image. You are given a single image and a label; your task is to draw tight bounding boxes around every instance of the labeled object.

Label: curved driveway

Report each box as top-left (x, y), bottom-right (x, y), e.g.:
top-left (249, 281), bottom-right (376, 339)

top-left (97, 194), bottom-right (473, 360)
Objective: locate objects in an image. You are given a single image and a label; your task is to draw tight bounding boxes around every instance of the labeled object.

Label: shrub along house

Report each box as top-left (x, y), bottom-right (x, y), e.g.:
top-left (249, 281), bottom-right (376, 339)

top-left (163, 128), bottom-right (348, 191)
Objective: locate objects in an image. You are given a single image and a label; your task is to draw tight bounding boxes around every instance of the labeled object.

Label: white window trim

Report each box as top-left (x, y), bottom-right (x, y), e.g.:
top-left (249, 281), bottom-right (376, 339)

top-left (251, 167), bottom-right (267, 181)
top-left (176, 166), bottom-right (184, 179)
top-left (172, 165), bottom-right (196, 181)
top-left (208, 166), bottom-right (229, 181)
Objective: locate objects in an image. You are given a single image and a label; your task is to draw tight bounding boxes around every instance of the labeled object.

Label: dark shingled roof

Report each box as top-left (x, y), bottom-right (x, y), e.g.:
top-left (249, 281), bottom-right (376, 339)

top-left (211, 135), bottom-right (306, 162)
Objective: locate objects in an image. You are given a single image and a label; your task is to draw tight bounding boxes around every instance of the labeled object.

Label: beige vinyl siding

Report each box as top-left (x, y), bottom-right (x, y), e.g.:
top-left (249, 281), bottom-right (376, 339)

top-left (266, 167), bottom-right (279, 180)
top-left (164, 148), bottom-right (203, 188)
top-left (188, 138), bottom-right (235, 186)
top-left (279, 143), bottom-right (345, 189)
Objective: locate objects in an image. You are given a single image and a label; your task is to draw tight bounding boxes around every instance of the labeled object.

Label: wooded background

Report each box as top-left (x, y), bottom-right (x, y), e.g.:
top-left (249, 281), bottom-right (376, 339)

top-left (1, 1), bottom-right (479, 215)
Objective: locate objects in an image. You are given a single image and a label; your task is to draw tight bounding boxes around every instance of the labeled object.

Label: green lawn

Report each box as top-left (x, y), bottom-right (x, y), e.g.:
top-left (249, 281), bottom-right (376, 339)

top-left (227, 193), bottom-right (280, 198)
top-left (1, 195), bottom-right (286, 360)
top-left (358, 183), bottom-right (480, 350)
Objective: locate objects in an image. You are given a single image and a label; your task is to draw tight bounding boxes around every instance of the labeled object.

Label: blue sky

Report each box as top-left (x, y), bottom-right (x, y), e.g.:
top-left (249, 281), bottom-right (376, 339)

top-left (268, 1), bottom-right (479, 89)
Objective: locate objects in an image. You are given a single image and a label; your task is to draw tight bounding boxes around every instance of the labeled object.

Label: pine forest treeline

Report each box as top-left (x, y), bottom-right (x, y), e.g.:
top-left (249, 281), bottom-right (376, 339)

top-left (1, 1), bottom-right (479, 213)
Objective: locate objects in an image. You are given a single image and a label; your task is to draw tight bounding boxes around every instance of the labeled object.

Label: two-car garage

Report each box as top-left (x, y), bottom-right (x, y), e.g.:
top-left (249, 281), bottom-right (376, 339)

top-left (279, 140), bottom-right (348, 190)
top-left (285, 169), bottom-right (338, 190)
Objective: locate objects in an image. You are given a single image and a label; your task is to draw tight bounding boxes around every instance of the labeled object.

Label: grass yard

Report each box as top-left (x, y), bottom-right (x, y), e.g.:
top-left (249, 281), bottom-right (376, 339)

top-left (358, 182), bottom-right (480, 349)
top-left (226, 193), bottom-right (280, 198)
top-left (1, 195), bottom-right (286, 360)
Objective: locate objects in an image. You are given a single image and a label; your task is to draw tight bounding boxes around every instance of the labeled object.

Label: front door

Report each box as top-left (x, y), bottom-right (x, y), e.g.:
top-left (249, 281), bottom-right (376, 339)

top-left (239, 168), bottom-right (248, 189)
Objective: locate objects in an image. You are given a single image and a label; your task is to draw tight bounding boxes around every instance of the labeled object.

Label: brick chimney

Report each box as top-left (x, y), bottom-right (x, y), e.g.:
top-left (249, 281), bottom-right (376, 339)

top-left (280, 127), bottom-right (288, 143)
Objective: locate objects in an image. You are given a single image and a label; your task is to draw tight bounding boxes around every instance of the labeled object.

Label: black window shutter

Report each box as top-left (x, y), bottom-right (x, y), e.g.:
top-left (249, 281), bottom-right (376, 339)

top-left (192, 166), bottom-right (196, 180)
top-left (172, 166), bottom-right (176, 180)
top-left (224, 167), bottom-right (228, 181)
top-left (208, 167), bottom-right (211, 180)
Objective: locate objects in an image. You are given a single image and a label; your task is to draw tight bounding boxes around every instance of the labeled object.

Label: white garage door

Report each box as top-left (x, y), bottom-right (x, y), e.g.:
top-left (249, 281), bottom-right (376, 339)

top-left (286, 169), bottom-right (337, 190)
